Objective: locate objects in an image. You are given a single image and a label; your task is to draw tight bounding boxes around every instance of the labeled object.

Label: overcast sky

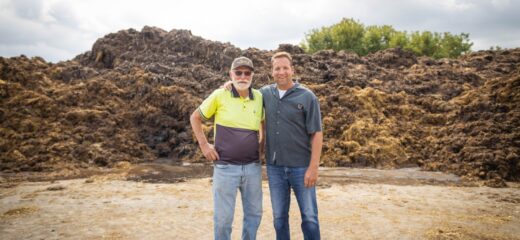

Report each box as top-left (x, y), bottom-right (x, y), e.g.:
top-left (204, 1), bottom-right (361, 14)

top-left (1, 0), bottom-right (519, 62)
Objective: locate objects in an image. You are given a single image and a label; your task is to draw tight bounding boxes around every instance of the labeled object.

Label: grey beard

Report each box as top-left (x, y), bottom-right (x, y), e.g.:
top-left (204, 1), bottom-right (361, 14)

top-left (232, 80), bottom-right (251, 91)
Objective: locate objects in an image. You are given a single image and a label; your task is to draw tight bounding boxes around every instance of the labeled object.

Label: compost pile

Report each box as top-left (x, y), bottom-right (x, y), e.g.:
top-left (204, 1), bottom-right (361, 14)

top-left (1, 26), bottom-right (518, 186)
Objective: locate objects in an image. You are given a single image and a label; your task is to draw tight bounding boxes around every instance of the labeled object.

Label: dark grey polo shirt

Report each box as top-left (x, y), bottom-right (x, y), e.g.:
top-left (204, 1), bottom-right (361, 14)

top-left (260, 83), bottom-right (322, 167)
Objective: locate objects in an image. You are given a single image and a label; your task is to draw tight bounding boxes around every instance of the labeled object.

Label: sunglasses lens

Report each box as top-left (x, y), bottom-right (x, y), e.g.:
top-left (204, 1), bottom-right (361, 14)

top-left (235, 71), bottom-right (252, 76)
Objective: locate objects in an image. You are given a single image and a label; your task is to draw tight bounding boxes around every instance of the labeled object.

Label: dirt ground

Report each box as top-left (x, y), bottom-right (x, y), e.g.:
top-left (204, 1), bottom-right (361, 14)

top-left (1, 165), bottom-right (519, 240)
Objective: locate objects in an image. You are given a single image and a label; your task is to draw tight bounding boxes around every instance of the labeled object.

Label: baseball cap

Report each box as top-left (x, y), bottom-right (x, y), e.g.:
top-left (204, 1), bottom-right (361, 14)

top-left (231, 57), bottom-right (254, 70)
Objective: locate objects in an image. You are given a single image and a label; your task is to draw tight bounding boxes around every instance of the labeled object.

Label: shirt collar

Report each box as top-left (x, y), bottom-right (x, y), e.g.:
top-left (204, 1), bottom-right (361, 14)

top-left (271, 82), bottom-right (300, 98)
top-left (231, 84), bottom-right (254, 100)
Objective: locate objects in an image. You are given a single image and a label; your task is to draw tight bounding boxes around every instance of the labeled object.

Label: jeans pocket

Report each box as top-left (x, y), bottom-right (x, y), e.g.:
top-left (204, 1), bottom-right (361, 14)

top-left (215, 164), bottom-right (229, 169)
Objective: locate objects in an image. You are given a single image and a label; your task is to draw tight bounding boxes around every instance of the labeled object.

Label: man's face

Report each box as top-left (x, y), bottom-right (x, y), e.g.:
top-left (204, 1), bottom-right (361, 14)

top-left (272, 57), bottom-right (294, 88)
top-left (230, 66), bottom-right (253, 91)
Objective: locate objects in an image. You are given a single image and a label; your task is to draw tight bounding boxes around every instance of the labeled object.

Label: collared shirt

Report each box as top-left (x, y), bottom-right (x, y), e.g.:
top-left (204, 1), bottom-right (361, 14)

top-left (260, 83), bottom-right (322, 167)
top-left (198, 86), bottom-right (263, 165)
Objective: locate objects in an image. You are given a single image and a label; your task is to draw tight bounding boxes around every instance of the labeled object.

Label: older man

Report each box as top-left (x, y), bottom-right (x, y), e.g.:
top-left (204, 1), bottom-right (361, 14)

top-left (190, 56), bottom-right (264, 240)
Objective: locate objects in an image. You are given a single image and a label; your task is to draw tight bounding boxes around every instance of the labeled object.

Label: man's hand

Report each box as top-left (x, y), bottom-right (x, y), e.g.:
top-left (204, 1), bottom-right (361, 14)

top-left (220, 81), bottom-right (233, 91)
top-left (304, 166), bottom-right (319, 188)
top-left (190, 110), bottom-right (219, 161)
top-left (200, 143), bottom-right (220, 161)
top-left (305, 132), bottom-right (322, 188)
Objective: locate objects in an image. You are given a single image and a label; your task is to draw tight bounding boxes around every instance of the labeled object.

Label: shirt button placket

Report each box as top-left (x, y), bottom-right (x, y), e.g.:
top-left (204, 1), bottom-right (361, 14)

top-left (275, 109), bottom-right (280, 135)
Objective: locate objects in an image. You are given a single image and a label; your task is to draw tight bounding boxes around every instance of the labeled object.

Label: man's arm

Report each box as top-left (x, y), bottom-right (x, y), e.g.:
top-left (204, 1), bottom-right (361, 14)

top-left (190, 110), bottom-right (219, 161)
top-left (259, 121), bottom-right (265, 163)
top-left (304, 131), bottom-right (323, 187)
top-left (221, 81), bottom-right (233, 91)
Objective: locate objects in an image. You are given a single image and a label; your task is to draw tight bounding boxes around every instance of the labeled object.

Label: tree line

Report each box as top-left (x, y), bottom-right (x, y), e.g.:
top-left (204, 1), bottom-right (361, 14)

top-left (300, 18), bottom-right (473, 58)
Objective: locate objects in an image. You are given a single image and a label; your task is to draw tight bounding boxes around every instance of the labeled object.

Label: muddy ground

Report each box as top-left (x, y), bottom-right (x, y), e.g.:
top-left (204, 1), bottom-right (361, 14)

top-left (1, 164), bottom-right (519, 240)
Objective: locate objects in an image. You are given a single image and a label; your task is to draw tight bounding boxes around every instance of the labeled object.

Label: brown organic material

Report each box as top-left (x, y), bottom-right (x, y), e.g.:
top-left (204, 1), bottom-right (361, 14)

top-left (1, 27), bottom-right (519, 185)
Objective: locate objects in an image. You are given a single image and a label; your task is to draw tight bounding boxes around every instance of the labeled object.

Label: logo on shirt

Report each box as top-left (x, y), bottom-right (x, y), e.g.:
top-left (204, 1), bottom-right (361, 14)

top-left (297, 103), bottom-right (304, 110)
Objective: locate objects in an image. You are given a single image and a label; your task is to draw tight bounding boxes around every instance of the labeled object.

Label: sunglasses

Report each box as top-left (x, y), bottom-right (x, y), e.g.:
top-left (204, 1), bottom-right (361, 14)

top-left (234, 70), bottom-right (252, 77)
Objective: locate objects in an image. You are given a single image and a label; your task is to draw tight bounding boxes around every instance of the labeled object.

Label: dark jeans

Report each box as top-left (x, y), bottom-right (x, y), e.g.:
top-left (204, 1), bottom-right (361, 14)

top-left (266, 164), bottom-right (320, 240)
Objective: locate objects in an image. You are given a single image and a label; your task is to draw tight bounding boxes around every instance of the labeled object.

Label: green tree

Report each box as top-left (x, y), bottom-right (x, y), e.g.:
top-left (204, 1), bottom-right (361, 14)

top-left (329, 18), bottom-right (365, 53)
top-left (489, 45), bottom-right (502, 51)
top-left (303, 27), bottom-right (335, 53)
top-left (362, 25), bottom-right (397, 54)
top-left (439, 32), bottom-right (473, 58)
top-left (388, 31), bottom-right (409, 48)
top-left (407, 31), bottom-right (441, 57)
top-left (302, 18), bottom-right (364, 54)
top-left (301, 19), bottom-right (473, 58)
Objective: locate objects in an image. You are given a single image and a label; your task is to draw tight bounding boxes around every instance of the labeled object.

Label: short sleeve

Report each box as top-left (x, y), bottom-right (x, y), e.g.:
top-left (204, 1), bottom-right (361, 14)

top-left (198, 90), bottom-right (220, 120)
top-left (305, 94), bottom-right (322, 134)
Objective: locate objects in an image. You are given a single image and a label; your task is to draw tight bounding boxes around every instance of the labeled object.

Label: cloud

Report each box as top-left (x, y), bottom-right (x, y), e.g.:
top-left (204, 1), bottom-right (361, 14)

top-left (0, 0), bottom-right (519, 62)
top-left (0, 42), bottom-right (75, 62)
top-left (0, 0), bottom-right (100, 62)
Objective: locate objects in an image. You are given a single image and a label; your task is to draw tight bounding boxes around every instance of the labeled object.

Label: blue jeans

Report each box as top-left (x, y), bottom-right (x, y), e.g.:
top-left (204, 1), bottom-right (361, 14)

top-left (213, 162), bottom-right (263, 240)
top-left (266, 164), bottom-right (320, 240)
